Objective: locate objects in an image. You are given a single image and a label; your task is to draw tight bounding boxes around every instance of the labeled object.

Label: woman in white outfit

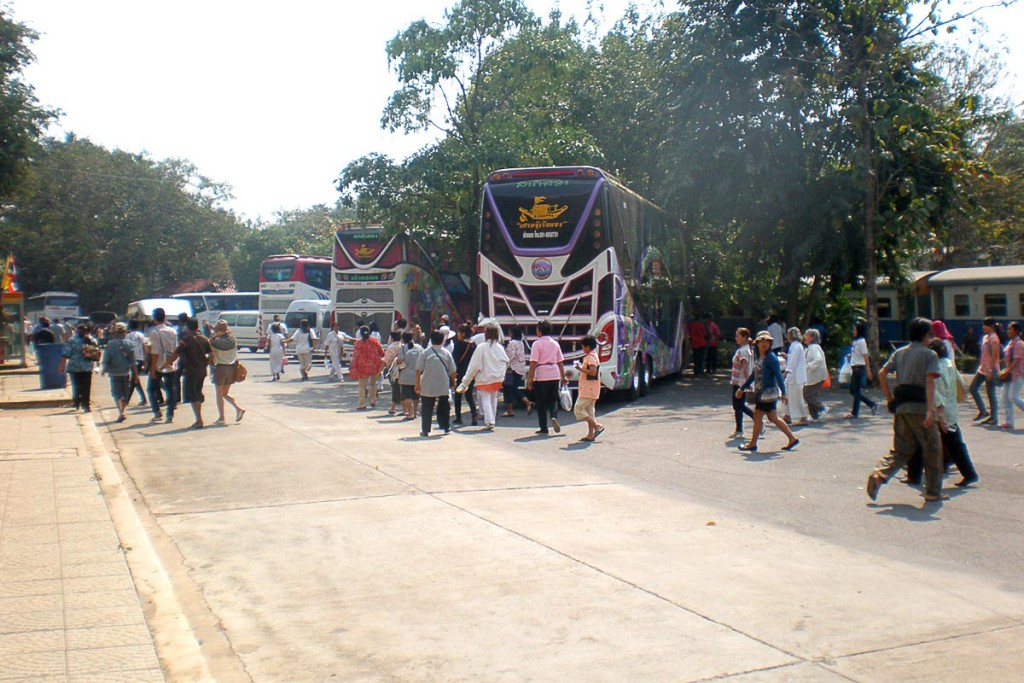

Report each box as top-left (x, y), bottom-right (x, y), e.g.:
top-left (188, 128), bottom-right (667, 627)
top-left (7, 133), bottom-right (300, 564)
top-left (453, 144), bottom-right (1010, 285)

top-left (268, 323), bottom-right (286, 381)
top-left (458, 323), bottom-right (509, 430)
top-left (783, 327), bottom-right (809, 425)
top-left (323, 321), bottom-right (346, 383)
top-left (287, 319), bottom-right (318, 381)
top-left (802, 328), bottom-right (829, 420)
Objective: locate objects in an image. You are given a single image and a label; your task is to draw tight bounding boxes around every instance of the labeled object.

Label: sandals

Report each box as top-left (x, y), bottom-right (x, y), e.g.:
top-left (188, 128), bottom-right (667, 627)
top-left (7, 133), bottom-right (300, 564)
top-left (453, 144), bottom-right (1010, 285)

top-left (738, 443), bottom-right (758, 452)
top-left (782, 439), bottom-right (800, 451)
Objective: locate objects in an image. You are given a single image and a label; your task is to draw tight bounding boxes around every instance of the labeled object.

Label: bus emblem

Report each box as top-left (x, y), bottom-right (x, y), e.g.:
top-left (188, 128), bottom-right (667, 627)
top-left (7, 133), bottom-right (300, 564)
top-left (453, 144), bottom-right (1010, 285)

top-left (519, 197), bottom-right (568, 223)
top-left (531, 258), bottom-right (553, 280)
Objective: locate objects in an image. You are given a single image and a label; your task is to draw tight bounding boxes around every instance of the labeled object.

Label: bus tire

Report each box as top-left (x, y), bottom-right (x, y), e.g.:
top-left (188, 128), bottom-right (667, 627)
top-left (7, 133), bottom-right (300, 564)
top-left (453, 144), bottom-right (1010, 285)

top-left (638, 355), bottom-right (650, 397)
top-left (625, 360), bottom-right (641, 402)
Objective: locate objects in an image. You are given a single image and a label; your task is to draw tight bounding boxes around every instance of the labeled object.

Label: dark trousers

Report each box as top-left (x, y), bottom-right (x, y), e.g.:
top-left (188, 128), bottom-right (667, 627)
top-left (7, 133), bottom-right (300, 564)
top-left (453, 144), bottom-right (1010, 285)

top-left (420, 395), bottom-right (451, 434)
top-left (907, 424), bottom-right (978, 482)
top-left (132, 361), bottom-right (147, 403)
top-left (533, 380), bottom-right (560, 432)
top-left (692, 347), bottom-right (707, 375)
top-left (850, 365), bottom-right (876, 416)
top-left (969, 372), bottom-right (998, 417)
top-left (731, 384), bottom-right (754, 431)
top-left (706, 346), bottom-right (719, 373)
top-left (70, 371), bottom-right (92, 411)
top-left (149, 370), bottom-right (180, 419)
top-left (453, 379), bottom-right (476, 421)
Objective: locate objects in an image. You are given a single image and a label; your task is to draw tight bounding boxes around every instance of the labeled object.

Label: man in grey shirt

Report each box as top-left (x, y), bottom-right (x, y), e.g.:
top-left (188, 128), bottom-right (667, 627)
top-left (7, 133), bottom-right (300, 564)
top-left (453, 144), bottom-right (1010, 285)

top-left (866, 317), bottom-right (944, 503)
top-left (416, 330), bottom-right (457, 437)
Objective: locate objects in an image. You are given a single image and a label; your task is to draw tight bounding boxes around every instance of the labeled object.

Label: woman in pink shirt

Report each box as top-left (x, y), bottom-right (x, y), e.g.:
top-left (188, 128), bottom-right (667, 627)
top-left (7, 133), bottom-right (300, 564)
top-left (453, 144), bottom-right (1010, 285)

top-left (525, 320), bottom-right (567, 435)
top-left (999, 321), bottom-right (1024, 429)
top-left (969, 317), bottom-right (1002, 424)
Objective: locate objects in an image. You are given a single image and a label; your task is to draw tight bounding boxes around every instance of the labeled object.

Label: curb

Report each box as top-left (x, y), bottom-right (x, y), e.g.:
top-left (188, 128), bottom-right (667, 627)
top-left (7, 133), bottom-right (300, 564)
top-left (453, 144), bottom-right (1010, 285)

top-left (0, 398), bottom-right (70, 410)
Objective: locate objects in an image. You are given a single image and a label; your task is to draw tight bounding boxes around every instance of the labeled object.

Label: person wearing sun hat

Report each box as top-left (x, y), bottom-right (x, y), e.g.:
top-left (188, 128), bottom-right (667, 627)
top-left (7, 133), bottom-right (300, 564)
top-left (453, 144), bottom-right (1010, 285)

top-left (101, 322), bottom-right (135, 423)
top-left (736, 329), bottom-right (799, 452)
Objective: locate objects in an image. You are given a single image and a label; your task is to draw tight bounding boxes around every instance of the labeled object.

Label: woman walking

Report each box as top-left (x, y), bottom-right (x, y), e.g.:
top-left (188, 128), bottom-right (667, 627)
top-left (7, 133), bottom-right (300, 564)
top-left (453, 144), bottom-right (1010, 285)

top-left (209, 319), bottom-right (245, 424)
top-left (382, 330), bottom-right (403, 415)
top-left (970, 317), bottom-right (1002, 424)
top-left (783, 327), bottom-right (809, 425)
top-left (451, 324), bottom-right (478, 426)
top-left (396, 331), bottom-right (422, 420)
top-left (737, 330), bottom-right (799, 452)
top-left (729, 328), bottom-right (755, 438)
top-left (459, 323), bottom-right (509, 430)
top-left (502, 325), bottom-right (532, 417)
top-left (803, 328), bottom-right (829, 420)
top-left (349, 325), bottom-right (385, 410)
top-left (323, 321), bottom-right (347, 383)
top-left (287, 319), bottom-right (318, 381)
top-left (526, 320), bottom-right (567, 435)
top-left (999, 321), bottom-right (1024, 429)
top-left (845, 323), bottom-right (878, 419)
top-left (268, 323), bottom-right (286, 381)
top-left (59, 323), bottom-right (100, 412)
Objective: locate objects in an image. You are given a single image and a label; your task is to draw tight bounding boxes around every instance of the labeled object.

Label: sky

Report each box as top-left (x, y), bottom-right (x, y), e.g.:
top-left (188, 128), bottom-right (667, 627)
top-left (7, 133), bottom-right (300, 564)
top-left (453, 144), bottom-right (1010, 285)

top-left (9, 0), bottom-right (1024, 222)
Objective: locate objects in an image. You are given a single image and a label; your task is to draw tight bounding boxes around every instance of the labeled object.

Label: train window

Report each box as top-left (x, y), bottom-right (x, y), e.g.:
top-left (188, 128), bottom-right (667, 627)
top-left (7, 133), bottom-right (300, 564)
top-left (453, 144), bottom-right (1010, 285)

top-left (954, 294), bottom-right (970, 317)
top-left (877, 298), bottom-right (892, 319)
top-left (984, 293), bottom-right (1007, 317)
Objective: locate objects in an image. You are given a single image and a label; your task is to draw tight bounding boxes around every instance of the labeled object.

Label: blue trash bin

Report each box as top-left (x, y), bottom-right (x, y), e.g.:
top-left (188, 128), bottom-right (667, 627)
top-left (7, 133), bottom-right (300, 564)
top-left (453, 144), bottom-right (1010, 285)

top-left (36, 343), bottom-right (67, 390)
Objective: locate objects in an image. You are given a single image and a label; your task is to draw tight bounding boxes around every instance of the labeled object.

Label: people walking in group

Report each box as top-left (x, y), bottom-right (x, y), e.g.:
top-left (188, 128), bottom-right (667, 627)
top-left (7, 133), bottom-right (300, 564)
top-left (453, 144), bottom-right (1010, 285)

top-left (1000, 321), bottom-right (1024, 430)
top-left (574, 335), bottom-right (605, 441)
top-left (125, 319), bottom-right (148, 406)
top-left (397, 331), bottom-right (422, 420)
top-left (969, 317), bottom-right (1002, 425)
top-left (100, 322), bottom-right (134, 422)
top-left (147, 308), bottom-right (180, 423)
top-left (451, 324), bottom-right (478, 426)
top-left (415, 330), bottom-right (457, 437)
top-left (802, 328), bottom-right (829, 421)
top-left (729, 328), bottom-right (755, 438)
top-left (783, 327), bottom-right (809, 426)
top-left (323, 321), bottom-right (346, 383)
top-left (382, 330), bottom-right (403, 415)
top-left (459, 323), bottom-right (508, 431)
top-left (349, 325), bottom-right (385, 410)
top-left (268, 323), bottom-right (286, 381)
top-left (287, 319), bottom-right (318, 381)
top-left (163, 318), bottom-right (212, 430)
top-left (845, 323), bottom-right (878, 419)
top-left (502, 325), bottom-right (532, 417)
top-left (209, 319), bottom-right (245, 424)
top-left (526, 320), bottom-right (567, 435)
top-left (866, 318), bottom-right (945, 503)
top-left (737, 330), bottom-right (799, 452)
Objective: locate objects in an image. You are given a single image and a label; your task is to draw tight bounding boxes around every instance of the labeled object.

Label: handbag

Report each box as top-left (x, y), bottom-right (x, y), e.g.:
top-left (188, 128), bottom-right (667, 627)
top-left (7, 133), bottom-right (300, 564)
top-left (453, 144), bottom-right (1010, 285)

top-left (82, 344), bottom-right (101, 361)
top-left (559, 384), bottom-right (573, 412)
top-left (759, 386), bottom-right (781, 402)
top-left (744, 389), bottom-right (758, 405)
top-left (822, 373), bottom-right (832, 389)
top-left (234, 361), bottom-right (248, 383)
top-left (838, 357), bottom-right (852, 387)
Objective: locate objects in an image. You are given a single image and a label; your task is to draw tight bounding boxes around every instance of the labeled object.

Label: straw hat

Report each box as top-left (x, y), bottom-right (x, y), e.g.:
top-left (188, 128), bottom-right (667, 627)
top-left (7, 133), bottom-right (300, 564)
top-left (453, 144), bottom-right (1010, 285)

top-left (754, 330), bottom-right (774, 343)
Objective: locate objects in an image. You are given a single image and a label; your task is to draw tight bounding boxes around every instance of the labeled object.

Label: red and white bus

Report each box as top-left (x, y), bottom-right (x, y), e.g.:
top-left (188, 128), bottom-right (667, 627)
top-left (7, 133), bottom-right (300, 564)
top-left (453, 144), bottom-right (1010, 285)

top-left (258, 254), bottom-right (332, 337)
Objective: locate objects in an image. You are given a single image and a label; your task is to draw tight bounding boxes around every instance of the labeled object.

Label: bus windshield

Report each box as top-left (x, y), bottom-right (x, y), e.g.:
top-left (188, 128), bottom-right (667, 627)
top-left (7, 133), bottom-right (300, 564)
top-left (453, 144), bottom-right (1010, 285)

top-left (262, 263), bottom-right (295, 282)
top-left (489, 178), bottom-right (597, 250)
top-left (47, 295), bottom-right (79, 308)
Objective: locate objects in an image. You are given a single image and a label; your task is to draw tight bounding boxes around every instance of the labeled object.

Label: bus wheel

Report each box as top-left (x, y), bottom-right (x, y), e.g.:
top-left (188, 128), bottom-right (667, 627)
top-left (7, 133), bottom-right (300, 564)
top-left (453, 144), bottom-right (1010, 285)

top-left (638, 355), bottom-right (651, 397)
top-left (625, 361), bottom-right (641, 402)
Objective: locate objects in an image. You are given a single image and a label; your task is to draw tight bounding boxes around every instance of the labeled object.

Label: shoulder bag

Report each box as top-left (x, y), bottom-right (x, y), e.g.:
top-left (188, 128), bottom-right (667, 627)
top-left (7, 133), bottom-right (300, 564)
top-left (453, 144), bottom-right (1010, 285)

top-left (234, 361), bottom-right (248, 383)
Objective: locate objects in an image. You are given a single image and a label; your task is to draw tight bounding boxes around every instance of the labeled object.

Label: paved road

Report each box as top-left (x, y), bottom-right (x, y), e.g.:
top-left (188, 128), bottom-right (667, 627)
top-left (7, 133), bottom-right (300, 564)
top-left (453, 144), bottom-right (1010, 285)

top-left (91, 354), bottom-right (1024, 681)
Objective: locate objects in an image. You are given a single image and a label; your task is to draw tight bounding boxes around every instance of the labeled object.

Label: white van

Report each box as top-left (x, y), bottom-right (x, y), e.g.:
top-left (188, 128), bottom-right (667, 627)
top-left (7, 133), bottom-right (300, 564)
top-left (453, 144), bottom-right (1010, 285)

top-left (125, 298), bottom-right (193, 327)
top-left (215, 310), bottom-right (261, 352)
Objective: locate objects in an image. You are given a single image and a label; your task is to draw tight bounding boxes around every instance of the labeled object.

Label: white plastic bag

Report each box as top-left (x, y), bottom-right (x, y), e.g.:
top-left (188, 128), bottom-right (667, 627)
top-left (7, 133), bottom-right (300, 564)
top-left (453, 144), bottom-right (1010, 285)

top-left (838, 357), bottom-right (852, 387)
top-left (559, 384), bottom-right (573, 412)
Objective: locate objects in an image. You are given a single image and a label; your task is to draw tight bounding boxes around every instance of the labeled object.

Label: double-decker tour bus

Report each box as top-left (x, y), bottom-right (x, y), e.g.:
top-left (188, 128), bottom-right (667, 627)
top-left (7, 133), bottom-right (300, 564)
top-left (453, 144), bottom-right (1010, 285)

top-left (479, 166), bottom-right (689, 399)
top-left (332, 225), bottom-right (462, 335)
top-left (26, 291), bottom-right (81, 325)
top-left (172, 292), bottom-right (259, 328)
top-left (258, 255), bottom-right (331, 337)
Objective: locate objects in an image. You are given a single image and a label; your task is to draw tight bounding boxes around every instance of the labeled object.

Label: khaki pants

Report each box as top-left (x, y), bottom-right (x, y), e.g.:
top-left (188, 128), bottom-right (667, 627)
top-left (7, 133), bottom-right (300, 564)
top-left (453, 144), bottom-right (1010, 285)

top-left (873, 412), bottom-right (943, 498)
top-left (357, 374), bottom-right (379, 408)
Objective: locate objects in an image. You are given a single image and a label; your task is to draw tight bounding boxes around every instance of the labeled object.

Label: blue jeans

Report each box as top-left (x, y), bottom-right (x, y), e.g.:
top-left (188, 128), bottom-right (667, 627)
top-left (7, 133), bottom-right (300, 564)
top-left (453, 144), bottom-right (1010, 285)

top-left (149, 370), bottom-right (180, 419)
top-left (849, 365), bottom-right (876, 417)
top-left (969, 372), bottom-right (997, 418)
top-left (1002, 376), bottom-right (1024, 427)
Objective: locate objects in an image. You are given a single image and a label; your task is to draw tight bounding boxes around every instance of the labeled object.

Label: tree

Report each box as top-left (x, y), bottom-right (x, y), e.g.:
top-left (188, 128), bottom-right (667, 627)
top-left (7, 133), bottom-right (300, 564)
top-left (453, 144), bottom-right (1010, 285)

top-left (0, 9), bottom-right (57, 198)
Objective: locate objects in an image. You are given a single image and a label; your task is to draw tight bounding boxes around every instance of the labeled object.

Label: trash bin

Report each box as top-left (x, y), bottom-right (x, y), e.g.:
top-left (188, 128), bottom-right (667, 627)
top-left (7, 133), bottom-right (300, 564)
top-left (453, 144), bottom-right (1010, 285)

top-left (36, 343), bottom-right (67, 390)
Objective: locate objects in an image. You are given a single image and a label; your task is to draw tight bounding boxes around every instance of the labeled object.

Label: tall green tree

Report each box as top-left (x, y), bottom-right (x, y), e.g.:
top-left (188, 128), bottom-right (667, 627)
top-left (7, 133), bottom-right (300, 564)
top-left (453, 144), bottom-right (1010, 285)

top-left (0, 8), bottom-right (56, 198)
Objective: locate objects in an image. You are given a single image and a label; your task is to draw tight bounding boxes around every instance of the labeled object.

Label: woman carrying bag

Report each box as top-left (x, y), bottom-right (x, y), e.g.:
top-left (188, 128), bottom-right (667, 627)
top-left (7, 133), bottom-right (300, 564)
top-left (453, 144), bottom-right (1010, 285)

top-left (737, 330), bottom-right (800, 452)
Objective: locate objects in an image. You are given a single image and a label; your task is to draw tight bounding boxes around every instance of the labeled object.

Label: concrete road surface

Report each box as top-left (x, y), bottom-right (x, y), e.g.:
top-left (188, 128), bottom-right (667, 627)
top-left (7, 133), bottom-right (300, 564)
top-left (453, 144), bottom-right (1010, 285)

top-left (93, 354), bottom-right (1024, 681)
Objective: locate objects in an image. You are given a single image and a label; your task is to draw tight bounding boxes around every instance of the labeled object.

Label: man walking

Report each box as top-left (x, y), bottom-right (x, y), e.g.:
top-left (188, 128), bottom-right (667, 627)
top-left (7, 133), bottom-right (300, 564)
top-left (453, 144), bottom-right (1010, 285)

top-left (164, 318), bottom-right (213, 429)
top-left (866, 317), bottom-right (946, 504)
top-left (415, 330), bottom-right (457, 437)
top-left (126, 319), bottom-right (148, 406)
top-left (526, 319), bottom-right (567, 435)
top-left (148, 307), bottom-right (180, 423)
top-left (101, 322), bottom-right (135, 423)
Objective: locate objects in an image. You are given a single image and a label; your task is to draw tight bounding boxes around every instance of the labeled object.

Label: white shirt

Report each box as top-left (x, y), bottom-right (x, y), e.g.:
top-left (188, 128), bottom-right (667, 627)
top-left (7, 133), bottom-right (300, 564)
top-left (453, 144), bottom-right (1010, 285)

top-left (289, 329), bottom-right (317, 353)
top-left (850, 337), bottom-right (869, 366)
top-left (324, 330), bottom-right (342, 355)
top-left (147, 323), bottom-right (178, 370)
top-left (463, 340), bottom-right (510, 386)
top-left (126, 330), bottom-right (147, 362)
top-left (767, 322), bottom-right (784, 350)
top-left (784, 340), bottom-right (806, 384)
top-left (805, 343), bottom-right (828, 385)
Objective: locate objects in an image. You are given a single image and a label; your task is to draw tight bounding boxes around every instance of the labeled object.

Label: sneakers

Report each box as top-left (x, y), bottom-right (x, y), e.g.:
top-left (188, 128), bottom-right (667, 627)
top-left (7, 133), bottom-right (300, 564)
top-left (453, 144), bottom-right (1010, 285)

top-left (150, 415), bottom-right (163, 423)
top-left (819, 406), bottom-right (830, 419)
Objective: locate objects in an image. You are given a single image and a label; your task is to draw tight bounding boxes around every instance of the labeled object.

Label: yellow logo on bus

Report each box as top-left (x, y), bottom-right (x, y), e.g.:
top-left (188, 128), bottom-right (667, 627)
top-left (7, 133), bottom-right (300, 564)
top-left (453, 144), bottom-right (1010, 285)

top-left (353, 244), bottom-right (376, 260)
top-left (519, 197), bottom-right (568, 223)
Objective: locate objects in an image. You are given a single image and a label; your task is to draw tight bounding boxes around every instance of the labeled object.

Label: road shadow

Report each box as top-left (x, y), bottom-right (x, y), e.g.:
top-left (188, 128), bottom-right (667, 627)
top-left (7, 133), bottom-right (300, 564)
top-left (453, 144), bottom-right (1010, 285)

top-left (514, 434), bottom-right (566, 443)
top-left (870, 502), bottom-right (943, 521)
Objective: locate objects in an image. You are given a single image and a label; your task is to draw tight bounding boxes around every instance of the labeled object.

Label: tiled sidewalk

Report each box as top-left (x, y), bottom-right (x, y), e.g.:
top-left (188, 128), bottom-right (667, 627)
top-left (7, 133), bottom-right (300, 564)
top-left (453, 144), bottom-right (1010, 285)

top-left (0, 411), bottom-right (164, 682)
